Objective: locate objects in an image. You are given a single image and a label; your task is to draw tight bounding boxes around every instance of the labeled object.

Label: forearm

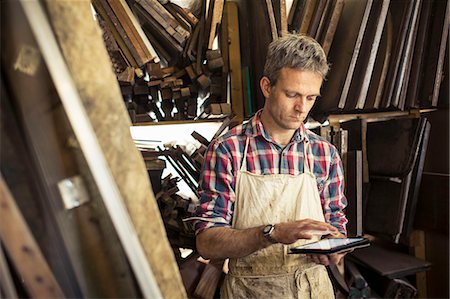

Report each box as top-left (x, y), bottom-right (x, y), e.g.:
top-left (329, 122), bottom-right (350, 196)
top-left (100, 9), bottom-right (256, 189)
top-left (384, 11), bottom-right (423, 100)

top-left (196, 226), bottom-right (270, 260)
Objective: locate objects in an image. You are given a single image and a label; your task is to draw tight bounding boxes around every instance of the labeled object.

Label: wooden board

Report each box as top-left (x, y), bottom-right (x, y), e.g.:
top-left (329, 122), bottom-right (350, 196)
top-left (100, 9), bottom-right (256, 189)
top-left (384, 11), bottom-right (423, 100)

top-left (405, 0), bottom-right (433, 108)
top-left (364, 13), bottom-right (393, 110)
top-left (419, 0), bottom-right (449, 107)
top-left (344, 0), bottom-right (390, 111)
top-left (381, 0), bottom-right (415, 108)
top-left (298, 0), bottom-right (317, 34)
top-left (313, 0), bottom-right (372, 116)
top-left (39, 0), bottom-right (187, 298)
top-left (0, 175), bottom-right (65, 299)
top-left (321, 0), bottom-right (344, 55)
top-left (227, 1), bottom-right (244, 124)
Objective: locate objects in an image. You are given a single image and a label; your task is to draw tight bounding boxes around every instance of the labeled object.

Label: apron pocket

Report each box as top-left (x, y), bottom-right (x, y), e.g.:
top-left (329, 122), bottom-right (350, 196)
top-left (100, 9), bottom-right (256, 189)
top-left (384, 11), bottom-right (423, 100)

top-left (295, 265), bottom-right (334, 299)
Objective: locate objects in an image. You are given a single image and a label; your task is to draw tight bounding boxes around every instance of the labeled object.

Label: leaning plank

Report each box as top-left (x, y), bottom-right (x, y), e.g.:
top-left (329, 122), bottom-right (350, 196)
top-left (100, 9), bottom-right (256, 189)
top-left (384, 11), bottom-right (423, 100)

top-left (320, 0), bottom-right (344, 55)
top-left (108, 0), bottom-right (158, 65)
top-left (0, 175), bottom-right (65, 299)
top-left (315, 0), bottom-right (371, 115)
top-left (208, 0), bottom-right (225, 49)
top-left (41, 0), bottom-right (186, 298)
top-left (298, 0), bottom-right (317, 34)
top-left (337, 0), bottom-right (373, 109)
top-left (266, 0), bottom-right (279, 40)
top-left (350, 0), bottom-right (390, 110)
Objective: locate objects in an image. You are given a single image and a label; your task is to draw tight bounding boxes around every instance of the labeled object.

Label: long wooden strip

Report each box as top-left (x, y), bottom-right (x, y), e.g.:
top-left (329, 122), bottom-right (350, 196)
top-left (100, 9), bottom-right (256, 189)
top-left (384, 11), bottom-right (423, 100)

top-left (315, 0), bottom-right (333, 41)
top-left (405, 0), bottom-right (433, 108)
top-left (134, 4), bottom-right (184, 53)
top-left (355, 0), bottom-right (390, 109)
top-left (108, 0), bottom-right (155, 65)
top-left (208, 0), bottom-right (224, 49)
top-left (227, 1), bottom-right (244, 123)
top-left (92, 0), bottom-right (139, 67)
top-left (298, 0), bottom-right (317, 34)
top-left (381, 0), bottom-right (415, 108)
top-left (0, 175), bottom-right (65, 299)
top-left (308, 0), bottom-right (327, 38)
top-left (398, 0), bottom-right (423, 110)
top-left (280, 0), bottom-right (288, 35)
top-left (321, 0), bottom-right (344, 55)
top-left (337, 0), bottom-right (373, 109)
top-left (266, 0), bottom-right (279, 40)
top-left (431, 0), bottom-right (449, 106)
top-left (393, 0), bottom-right (422, 110)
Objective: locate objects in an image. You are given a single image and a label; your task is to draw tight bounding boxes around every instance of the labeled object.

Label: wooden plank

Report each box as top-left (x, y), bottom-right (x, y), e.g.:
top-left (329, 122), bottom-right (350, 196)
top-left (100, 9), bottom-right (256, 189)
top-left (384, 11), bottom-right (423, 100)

top-left (280, 0), bottom-right (288, 35)
top-left (266, 0), bottom-right (279, 40)
top-left (315, 0), bottom-right (333, 41)
top-left (298, 0), bottom-right (317, 34)
top-left (314, 0), bottom-right (371, 116)
top-left (92, 0), bottom-right (139, 67)
top-left (393, 0), bottom-right (422, 110)
top-left (344, 0), bottom-right (390, 110)
top-left (381, 0), bottom-right (415, 108)
top-left (38, 0), bottom-right (187, 297)
top-left (307, 0), bottom-right (327, 38)
top-left (227, 1), bottom-right (244, 124)
top-left (364, 12), bottom-right (393, 110)
top-left (398, 0), bottom-right (423, 110)
top-left (108, 0), bottom-right (156, 65)
top-left (0, 175), bottom-right (65, 299)
top-left (320, 0), bottom-right (344, 55)
top-left (337, 0), bottom-right (373, 109)
top-left (208, 0), bottom-right (225, 49)
top-left (406, 0), bottom-right (433, 109)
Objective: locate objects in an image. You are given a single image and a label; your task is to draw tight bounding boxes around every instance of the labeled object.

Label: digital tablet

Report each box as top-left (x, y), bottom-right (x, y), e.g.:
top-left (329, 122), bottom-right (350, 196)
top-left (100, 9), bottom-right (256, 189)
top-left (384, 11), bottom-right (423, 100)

top-left (289, 237), bottom-right (370, 255)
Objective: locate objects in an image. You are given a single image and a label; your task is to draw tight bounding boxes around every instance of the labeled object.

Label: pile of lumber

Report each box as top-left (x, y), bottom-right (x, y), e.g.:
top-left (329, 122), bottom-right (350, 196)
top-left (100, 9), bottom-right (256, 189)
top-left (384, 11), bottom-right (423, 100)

top-left (92, 0), bottom-right (230, 123)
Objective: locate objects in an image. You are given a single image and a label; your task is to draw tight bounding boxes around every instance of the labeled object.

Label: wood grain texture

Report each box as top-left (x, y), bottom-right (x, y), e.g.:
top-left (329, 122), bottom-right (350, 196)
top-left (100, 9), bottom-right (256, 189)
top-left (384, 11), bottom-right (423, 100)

top-left (44, 1), bottom-right (186, 298)
top-left (0, 175), bottom-right (65, 299)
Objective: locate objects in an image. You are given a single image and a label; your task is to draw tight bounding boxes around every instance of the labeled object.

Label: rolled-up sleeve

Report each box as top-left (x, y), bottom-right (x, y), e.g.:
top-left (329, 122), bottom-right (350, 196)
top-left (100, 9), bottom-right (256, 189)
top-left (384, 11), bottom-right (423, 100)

top-left (194, 139), bottom-right (236, 235)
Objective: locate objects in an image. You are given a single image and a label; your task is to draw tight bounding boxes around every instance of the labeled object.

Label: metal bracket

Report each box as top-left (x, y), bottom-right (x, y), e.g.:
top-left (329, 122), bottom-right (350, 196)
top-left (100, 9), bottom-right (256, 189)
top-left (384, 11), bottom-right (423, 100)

top-left (57, 176), bottom-right (90, 210)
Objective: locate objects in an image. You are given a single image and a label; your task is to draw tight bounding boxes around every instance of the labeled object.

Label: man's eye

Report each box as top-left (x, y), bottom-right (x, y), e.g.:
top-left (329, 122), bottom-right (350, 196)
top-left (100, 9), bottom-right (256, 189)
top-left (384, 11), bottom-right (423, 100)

top-left (286, 93), bottom-right (297, 98)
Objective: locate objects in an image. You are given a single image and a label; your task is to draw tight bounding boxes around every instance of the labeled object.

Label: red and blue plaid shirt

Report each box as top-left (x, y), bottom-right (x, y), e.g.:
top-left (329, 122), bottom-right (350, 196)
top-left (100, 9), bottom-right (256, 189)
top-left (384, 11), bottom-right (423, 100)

top-left (194, 110), bottom-right (348, 235)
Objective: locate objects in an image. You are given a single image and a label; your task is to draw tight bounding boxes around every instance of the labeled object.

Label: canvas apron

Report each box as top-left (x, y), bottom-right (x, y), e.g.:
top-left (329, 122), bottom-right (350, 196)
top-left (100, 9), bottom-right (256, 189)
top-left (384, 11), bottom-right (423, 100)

top-left (221, 138), bottom-right (334, 299)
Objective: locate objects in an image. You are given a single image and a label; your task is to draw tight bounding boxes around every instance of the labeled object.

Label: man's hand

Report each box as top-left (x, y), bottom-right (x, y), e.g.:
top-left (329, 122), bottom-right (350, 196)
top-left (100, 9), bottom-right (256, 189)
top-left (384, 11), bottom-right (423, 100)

top-left (270, 219), bottom-right (339, 244)
top-left (308, 251), bottom-right (348, 266)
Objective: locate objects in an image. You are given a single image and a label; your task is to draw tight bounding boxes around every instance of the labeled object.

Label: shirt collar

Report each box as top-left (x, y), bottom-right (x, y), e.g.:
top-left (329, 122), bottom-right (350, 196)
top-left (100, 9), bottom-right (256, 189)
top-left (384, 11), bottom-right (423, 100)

top-left (245, 109), bottom-right (309, 144)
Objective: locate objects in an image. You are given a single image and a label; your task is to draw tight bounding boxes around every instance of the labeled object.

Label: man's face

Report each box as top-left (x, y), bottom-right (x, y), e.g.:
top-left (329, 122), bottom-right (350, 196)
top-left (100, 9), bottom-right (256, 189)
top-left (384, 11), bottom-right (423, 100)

top-left (261, 67), bottom-right (323, 131)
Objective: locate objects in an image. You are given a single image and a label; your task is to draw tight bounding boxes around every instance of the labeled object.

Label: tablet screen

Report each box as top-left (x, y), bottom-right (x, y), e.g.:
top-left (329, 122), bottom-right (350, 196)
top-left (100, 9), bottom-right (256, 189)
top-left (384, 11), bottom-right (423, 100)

top-left (290, 237), bottom-right (370, 254)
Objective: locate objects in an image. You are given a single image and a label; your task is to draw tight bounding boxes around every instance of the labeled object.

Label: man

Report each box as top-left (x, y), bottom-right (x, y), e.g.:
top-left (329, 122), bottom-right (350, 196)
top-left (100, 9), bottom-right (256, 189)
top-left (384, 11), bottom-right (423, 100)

top-left (194, 34), bottom-right (348, 298)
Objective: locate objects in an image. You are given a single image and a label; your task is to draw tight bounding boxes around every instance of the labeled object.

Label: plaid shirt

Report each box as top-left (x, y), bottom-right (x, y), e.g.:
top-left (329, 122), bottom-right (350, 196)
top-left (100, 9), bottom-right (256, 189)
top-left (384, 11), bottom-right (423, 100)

top-left (194, 110), bottom-right (348, 235)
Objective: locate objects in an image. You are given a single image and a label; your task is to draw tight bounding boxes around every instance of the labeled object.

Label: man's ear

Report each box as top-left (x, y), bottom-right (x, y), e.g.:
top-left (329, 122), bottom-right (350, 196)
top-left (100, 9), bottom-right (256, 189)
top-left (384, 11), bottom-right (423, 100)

top-left (260, 76), bottom-right (271, 98)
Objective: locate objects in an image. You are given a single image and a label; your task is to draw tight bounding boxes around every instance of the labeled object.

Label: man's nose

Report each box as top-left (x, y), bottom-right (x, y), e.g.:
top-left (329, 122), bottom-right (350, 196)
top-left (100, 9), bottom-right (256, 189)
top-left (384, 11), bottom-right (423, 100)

top-left (294, 96), bottom-right (308, 112)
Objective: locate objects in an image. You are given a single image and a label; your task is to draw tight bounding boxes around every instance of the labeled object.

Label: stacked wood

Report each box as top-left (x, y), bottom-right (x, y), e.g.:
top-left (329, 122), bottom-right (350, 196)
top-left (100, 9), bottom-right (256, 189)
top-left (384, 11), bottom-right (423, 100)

top-left (312, 0), bottom-right (449, 121)
top-left (93, 0), bottom-right (234, 123)
top-left (92, 0), bottom-right (158, 68)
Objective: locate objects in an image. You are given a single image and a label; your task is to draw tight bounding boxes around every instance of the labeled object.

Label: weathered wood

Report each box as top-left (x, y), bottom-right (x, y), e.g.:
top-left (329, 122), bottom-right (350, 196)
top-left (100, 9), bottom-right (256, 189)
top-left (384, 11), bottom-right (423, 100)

top-left (92, 0), bottom-right (139, 67)
top-left (0, 175), bottom-right (65, 299)
top-left (298, 0), bottom-right (317, 34)
top-left (345, 0), bottom-right (390, 110)
top-left (266, 0), bottom-right (278, 40)
top-left (320, 0), bottom-right (344, 55)
top-left (227, 1), bottom-right (244, 123)
top-left (43, 1), bottom-right (187, 298)
top-left (108, 0), bottom-right (157, 65)
top-left (208, 0), bottom-right (225, 49)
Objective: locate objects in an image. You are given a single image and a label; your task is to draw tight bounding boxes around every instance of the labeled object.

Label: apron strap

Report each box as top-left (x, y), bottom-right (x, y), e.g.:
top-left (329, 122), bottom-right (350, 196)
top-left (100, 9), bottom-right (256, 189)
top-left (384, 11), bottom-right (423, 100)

top-left (240, 137), bottom-right (250, 172)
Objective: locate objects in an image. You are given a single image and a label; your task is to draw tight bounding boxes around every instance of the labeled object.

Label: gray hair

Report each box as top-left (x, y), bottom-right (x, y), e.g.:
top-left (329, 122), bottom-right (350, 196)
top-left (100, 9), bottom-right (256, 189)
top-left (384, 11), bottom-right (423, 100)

top-left (263, 34), bottom-right (329, 85)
